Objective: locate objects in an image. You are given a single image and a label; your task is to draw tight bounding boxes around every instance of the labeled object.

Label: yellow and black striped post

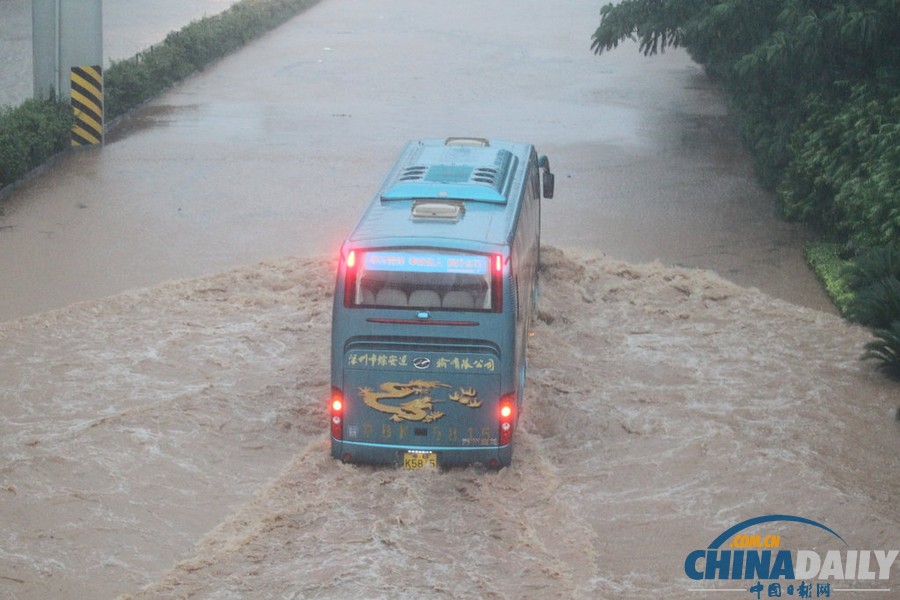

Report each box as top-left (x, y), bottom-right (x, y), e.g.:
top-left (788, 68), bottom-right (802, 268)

top-left (70, 65), bottom-right (103, 146)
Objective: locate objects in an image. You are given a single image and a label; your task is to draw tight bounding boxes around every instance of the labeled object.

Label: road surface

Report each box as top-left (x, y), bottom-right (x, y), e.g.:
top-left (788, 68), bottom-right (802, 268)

top-left (0, 0), bottom-right (834, 321)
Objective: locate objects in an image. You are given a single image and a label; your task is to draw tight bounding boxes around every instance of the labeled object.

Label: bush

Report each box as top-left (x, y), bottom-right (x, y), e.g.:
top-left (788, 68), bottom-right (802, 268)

top-left (803, 240), bottom-right (900, 375)
top-left (843, 243), bottom-right (900, 293)
top-left (0, 99), bottom-right (73, 188)
top-left (804, 242), bottom-right (854, 315)
top-left (842, 244), bottom-right (900, 374)
top-left (864, 322), bottom-right (900, 378)
top-left (778, 85), bottom-right (900, 249)
top-left (849, 277), bottom-right (900, 330)
top-left (844, 245), bottom-right (900, 327)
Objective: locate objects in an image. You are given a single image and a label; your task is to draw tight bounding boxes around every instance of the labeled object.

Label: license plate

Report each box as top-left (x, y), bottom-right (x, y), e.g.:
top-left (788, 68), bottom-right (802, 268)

top-left (403, 452), bottom-right (437, 470)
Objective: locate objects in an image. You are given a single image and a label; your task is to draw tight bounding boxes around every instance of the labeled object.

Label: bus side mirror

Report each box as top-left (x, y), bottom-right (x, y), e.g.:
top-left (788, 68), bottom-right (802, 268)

top-left (538, 155), bottom-right (554, 199)
top-left (542, 171), bottom-right (554, 199)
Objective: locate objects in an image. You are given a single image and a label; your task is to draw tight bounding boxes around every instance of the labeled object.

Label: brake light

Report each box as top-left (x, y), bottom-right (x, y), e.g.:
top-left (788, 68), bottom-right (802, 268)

top-left (491, 254), bottom-right (504, 312)
top-left (499, 393), bottom-right (515, 446)
top-left (343, 249), bottom-right (358, 308)
top-left (330, 388), bottom-right (344, 440)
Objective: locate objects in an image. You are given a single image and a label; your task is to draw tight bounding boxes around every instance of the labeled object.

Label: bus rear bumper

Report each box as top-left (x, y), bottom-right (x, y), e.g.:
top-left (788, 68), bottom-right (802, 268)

top-left (331, 439), bottom-right (512, 470)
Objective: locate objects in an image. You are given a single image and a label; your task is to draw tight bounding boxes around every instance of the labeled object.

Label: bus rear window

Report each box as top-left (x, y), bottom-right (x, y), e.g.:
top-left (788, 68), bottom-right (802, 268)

top-left (347, 250), bottom-right (495, 310)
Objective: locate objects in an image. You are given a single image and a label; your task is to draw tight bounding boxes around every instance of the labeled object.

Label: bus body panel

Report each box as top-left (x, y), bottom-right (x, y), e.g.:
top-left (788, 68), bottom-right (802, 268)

top-left (330, 138), bottom-right (553, 469)
top-left (334, 345), bottom-right (507, 467)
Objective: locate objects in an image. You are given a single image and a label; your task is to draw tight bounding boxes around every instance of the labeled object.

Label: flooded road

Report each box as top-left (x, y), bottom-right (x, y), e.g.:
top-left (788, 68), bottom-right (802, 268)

top-left (1, 249), bottom-right (896, 599)
top-left (0, 0), bottom-right (235, 108)
top-left (0, 0), bottom-right (834, 322)
top-left (2, 1), bottom-right (895, 599)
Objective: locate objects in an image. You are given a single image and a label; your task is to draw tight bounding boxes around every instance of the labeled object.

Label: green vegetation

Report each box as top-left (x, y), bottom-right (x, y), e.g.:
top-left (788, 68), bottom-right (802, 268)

top-left (804, 242), bottom-right (853, 316)
top-left (0, 99), bottom-right (73, 189)
top-left (779, 86), bottom-right (899, 251)
top-left (864, 323), bottom-right (900, 378)
top-left (0, 0), bottom-right (319, 191)
top-left (592, 0), bottom-right (900, 376)
top-left (845, 244), bottom-right (900, 377)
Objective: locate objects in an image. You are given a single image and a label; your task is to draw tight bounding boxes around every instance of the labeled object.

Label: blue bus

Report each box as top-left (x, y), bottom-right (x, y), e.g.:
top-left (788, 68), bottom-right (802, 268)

top-left (330, 137), bottom-right (554, 469)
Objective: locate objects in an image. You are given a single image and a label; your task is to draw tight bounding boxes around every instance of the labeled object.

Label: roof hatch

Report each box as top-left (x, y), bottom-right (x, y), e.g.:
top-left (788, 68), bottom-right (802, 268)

top-left (411, 200), bottom-right (464, 221)
top-left (444, 137), bottom-right (490, 147)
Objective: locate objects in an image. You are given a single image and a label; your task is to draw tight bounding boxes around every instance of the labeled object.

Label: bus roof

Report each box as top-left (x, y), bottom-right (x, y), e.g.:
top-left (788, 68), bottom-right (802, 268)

top-left (346, 138), bottom-right (535, 250)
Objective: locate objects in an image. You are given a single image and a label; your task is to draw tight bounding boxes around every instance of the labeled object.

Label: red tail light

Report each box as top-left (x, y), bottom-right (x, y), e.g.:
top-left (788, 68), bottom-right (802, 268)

top-left (343, 249), bottom-right (358, 307)
top-left (330, 387), bottom-right (344, 440)
top-left (499, 393), bottom-right (515, 446)
top-left (491, 253), bottom-right (504, 312)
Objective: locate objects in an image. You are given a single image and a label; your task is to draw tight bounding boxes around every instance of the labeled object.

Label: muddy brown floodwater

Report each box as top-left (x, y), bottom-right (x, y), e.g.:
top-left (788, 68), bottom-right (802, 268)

top-left (0, 0), bottom-right (896, 598)
top-left (0, 249), bottom-right (897, 599)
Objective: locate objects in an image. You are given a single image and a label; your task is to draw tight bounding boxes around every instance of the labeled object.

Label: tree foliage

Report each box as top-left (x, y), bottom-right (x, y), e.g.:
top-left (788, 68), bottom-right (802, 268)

top-left (590, 0), bottom-right (703, 56)
top-left (779, 86), bottom-right (900, 249)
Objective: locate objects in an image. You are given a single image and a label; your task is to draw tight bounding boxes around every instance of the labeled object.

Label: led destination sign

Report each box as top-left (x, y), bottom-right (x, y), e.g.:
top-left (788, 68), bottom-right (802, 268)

top-left (364, 251), bottom-right (488, 275)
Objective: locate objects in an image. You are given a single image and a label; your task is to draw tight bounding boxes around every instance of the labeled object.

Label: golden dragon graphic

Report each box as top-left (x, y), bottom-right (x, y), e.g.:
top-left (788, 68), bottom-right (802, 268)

top-left (448, 387), bottom-right (482, 408)
top-left (358, 380), bottom-right (482, 423)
